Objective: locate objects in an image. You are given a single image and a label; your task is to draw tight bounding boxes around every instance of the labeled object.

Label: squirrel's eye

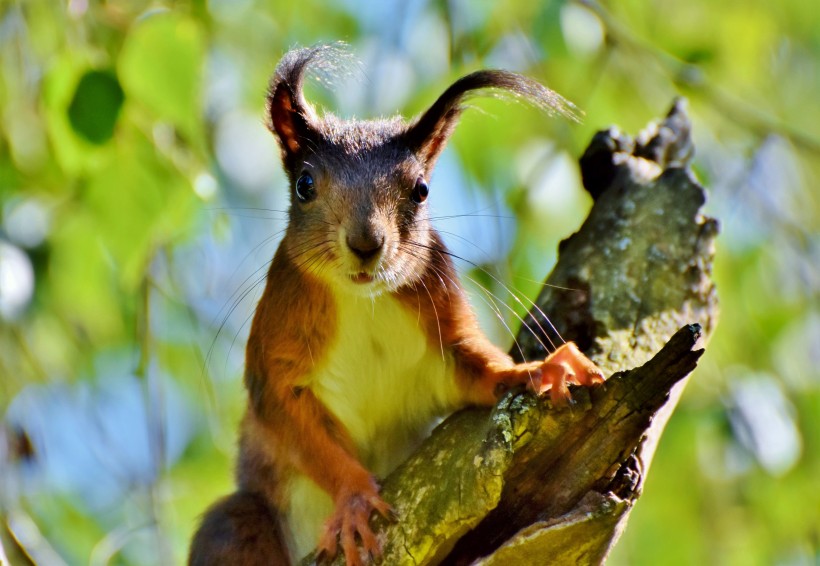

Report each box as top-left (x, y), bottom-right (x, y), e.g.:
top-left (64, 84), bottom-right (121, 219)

top-left (411, 177), bottom-right (429, 204)
top-left (295, 172), bottom-right (316, 203)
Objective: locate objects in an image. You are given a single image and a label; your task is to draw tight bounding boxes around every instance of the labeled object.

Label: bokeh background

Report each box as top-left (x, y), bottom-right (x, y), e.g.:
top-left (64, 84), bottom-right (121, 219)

top-left (1, 0), bottom-right (818, 564)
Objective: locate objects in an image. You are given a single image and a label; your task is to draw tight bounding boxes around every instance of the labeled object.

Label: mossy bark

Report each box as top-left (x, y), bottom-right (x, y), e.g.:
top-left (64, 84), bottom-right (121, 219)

top-left (309, 100), bottom-right (719, 566)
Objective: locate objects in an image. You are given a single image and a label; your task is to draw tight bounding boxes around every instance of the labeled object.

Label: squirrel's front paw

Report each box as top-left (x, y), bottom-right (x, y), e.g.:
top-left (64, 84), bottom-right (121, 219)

top-left (535, 342), bottom-right (605, 406)
top-left (317, 483), bottom-right (393, 566)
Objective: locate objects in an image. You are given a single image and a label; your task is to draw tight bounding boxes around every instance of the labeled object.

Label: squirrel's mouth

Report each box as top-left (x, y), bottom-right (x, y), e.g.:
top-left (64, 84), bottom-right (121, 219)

top-left (350, 272), bottom-right (374, 284)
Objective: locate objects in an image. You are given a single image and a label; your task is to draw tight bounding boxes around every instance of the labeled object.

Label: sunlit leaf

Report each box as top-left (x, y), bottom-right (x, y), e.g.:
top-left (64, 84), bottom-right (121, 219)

top-left (83, 129), bottom-right (195, 289)
top-left (118, 13), bottom-right (204, 141)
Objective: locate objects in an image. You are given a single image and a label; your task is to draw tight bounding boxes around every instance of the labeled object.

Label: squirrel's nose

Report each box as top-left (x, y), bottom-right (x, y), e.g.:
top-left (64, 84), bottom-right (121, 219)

top-left (346, 232), bottom-right (384, 261)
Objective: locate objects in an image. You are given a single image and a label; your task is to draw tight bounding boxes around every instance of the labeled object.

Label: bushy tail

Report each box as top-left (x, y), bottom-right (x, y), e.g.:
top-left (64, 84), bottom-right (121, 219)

top-left (189, 491), bottom-right (290, 566)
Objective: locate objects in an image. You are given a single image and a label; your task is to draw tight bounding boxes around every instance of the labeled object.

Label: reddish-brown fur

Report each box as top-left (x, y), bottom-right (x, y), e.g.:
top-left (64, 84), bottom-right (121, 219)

top-left (189, 45), bottom-right (603, 566)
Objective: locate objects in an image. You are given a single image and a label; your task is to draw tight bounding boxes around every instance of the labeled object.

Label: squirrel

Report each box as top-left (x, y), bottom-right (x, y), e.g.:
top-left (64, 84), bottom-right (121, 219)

top-left (189, 45), bottom-right (605, 566)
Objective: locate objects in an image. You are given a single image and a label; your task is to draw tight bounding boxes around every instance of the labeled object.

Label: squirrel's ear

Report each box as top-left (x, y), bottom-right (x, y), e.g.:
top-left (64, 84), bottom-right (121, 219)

top-left (266, 47), bottom-right (326, 161)
top-left (268, 83), bottom-right (313, 157)
top-left (404, 70), bottom-right (580, 170)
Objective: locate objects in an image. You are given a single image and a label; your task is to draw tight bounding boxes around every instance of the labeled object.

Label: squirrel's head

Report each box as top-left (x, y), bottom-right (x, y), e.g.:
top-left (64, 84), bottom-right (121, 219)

top-left (267, 44), bottom-right (578, 296)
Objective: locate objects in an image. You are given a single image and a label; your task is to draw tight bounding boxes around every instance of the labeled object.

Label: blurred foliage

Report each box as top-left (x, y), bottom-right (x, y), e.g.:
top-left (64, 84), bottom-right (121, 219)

top-left (0, 0), bottom-right (818, 564)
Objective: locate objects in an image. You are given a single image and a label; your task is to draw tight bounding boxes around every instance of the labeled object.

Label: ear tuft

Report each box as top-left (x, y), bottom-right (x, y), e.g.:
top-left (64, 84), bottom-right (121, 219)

top-left (404, 70), bottom-right (581, 169)
top-left (266, 44), bottom-right (349, 162)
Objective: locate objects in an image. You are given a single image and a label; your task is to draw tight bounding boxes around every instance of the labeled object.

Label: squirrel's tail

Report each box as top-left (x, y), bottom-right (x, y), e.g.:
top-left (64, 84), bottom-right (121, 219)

top-left (189, 491), bottom-right (290, 566)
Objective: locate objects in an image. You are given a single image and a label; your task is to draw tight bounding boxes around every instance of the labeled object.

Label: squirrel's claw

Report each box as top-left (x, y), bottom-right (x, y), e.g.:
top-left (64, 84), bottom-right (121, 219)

top-left (535, 342), bottom-right (605, 406)
top-left (317, 490), bottom-right (391, 566)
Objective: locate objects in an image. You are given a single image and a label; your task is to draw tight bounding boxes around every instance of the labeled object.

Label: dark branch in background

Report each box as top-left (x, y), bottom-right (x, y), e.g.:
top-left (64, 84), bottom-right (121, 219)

top-left (308, 100), bottom-right (719, 565)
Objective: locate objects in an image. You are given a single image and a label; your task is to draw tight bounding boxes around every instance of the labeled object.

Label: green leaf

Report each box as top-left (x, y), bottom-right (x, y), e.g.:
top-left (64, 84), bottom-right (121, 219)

top-left (118, 13), bottom-right (204, 140)
top-left (83, 128), bottom-right (195, 289)
top-left (67, 70), bottom-right (125, 145)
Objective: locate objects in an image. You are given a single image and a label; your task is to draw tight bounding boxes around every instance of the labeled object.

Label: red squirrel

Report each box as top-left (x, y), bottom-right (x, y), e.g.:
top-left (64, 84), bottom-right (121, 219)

top-left (189, 45), bottom-right (605, 566)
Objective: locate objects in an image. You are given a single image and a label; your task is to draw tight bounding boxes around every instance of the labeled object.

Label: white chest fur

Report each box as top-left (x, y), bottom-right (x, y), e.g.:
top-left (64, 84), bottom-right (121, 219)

top-left (312, 292), bottom-right (459, 472)
top-left (285, 292), bottom-right (460, 560)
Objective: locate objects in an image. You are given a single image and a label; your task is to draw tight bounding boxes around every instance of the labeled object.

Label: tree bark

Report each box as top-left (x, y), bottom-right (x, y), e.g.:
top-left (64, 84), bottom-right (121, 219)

top-left (309, 99), bottom-right (719, 565)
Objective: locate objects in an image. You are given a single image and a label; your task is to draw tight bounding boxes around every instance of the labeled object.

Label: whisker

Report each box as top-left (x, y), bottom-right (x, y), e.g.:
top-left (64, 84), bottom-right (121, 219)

top-left (463, 273), bottom-right (552, 353)
top-left (417, 277), bottom-right (445, 361)
top-left (228, 288), bottom-right (267, 374)
top-left (398, 242), bottom-right (536, 371)
top-left (205, 206), bottom-right (290, 213)
top-left (219, 269), bottom-right (271, 378)
top-left (426, 212), bottom-right (515, 222)
top-left (409, 226), bottom-right (577, 343)
top-left (294, 246), bottom-right (338, 277)
top-left (204, 258), bottom-right (273, 377)
top-left (402, 239), bottom-right (564, 348)
top-left (407, 226), bottom-right (496, 264)
top-left (207, 230), bottom-right (336, 377)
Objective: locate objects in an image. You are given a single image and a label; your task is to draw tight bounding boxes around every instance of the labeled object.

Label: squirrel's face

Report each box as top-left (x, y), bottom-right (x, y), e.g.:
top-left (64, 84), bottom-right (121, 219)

top-left (266, 46), bottom-right (577, 295)
top-left (280, 119), bottom-right (434, 296)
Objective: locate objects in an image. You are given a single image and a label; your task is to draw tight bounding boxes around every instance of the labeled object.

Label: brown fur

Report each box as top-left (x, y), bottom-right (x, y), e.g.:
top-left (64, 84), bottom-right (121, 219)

top-left (188, 491), bottom-right (289, 566)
